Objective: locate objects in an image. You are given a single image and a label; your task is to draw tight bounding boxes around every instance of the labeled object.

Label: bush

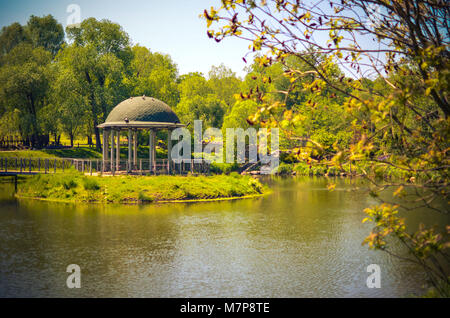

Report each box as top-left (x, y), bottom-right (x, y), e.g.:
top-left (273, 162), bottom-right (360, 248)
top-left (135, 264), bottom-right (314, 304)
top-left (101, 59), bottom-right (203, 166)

top-left (83, 178), bottom-right (100, 191)
top-left (63, 178), bottom-right (78, 190)
top-left (138, 191), bottom-right (154, 202)
top-left (294, 162), bottom-right (310, 175)
top-left (247, 177), bottom-right (263, 193)
top-left (210, 162), bottom-right (239, 174)
top-left (280, 151), bottom-right (298, 164)
top-left (326, 166), bottom-right (339, 176)
top-left (276, 163), bottom-right (294, 175)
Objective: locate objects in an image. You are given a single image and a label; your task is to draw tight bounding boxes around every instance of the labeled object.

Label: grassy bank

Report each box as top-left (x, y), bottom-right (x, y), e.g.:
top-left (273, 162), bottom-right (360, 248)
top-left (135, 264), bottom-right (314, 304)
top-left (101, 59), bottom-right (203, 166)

top-left (16, 170), bottom-right (266, 204)
top-left (0, 147), bottom-right (101, 159)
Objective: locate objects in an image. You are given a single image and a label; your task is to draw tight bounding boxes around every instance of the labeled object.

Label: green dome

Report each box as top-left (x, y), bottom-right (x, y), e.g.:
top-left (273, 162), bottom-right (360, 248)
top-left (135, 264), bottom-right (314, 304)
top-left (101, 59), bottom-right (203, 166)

top-left (105, 96), bottom-right (180, 124)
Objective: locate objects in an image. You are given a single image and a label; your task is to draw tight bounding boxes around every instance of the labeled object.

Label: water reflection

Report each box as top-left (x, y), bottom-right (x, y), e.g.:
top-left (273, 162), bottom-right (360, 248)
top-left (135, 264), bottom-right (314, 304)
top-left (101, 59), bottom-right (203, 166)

top-left (0, 177), bottom-right (447, 297)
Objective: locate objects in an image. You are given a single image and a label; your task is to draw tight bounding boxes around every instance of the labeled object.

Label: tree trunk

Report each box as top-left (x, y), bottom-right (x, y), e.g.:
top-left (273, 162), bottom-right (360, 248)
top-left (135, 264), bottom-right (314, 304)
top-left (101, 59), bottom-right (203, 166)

top-left (94, 127), bottom-right (101, 150)
top-left (84, 70), bottom-right (102, 151)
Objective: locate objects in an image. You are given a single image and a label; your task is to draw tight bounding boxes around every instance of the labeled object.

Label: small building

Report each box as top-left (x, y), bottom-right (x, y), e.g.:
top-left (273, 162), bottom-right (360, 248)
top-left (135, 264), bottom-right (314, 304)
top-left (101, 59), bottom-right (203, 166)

top-left (97, 96), bottom-right (192, 174)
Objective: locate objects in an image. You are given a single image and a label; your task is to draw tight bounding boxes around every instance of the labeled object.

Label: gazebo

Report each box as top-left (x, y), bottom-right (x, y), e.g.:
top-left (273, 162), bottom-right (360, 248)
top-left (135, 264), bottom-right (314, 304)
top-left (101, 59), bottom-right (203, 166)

top-left (97, 96), bottom-right (184, 174)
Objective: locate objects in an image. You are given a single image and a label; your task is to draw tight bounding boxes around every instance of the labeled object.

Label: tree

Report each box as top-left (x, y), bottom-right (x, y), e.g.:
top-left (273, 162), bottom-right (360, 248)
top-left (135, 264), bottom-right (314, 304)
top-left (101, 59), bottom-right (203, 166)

top-left (0, 22), bottom-right (29, 57)
top-left (204, 0), bottom-right (449, 295)
top-left (65, 18), bottom-right (131, 150)
top-left (176, 94), bottom-right (227, 129)
top-left (0, 43), bottom-right (52, 147)
top-left (49, 62), bottom-right (89, 147)
top-left (178, 72), bottom-right (212, 99)
top-left (222, 99), bottom-right (258, 131)
top-left (127, 45), bottom-right (180, 107)
top-left (208, 64), bottom-right (242, 110)
top-left (27, 15), bottom-right (65, 56)
top-left (177, 72), bottom-right (228, 129)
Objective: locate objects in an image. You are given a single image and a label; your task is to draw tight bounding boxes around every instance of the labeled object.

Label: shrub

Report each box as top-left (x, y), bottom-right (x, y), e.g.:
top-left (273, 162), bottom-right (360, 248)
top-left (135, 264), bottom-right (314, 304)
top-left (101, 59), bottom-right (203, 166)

top-left (247, 178), bottom-right (263, 194)
top-left (277, 163), bottom-right (294, 175)
top-left (138, 191), bottom-right (154, 202)
top-left (83, 178), bottom-right (100, 191)
top-left (326, 166), bottom-right (339, 176)
top-left (294, 162), bottom-right (310, 175)
top-left (63, 178), bottom-right (78, 190)
top-left (210, 162), bottom-right (239, 174)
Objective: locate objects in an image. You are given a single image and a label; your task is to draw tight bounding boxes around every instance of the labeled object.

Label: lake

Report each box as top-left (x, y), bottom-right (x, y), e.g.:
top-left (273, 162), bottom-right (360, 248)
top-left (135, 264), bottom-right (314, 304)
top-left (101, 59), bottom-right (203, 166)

top-left (0, 176), bottom-right (447, 297)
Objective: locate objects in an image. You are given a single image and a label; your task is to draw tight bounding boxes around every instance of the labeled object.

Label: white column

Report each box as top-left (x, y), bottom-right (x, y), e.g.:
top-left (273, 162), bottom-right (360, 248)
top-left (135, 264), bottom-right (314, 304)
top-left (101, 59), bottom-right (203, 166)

top-left (128, 128), bottom-right (132, 172)
top-left (102, 131), bottom-right (106, 163)
top-left (149, 129), bottom-right (154, 173)
top-left (105, 130), bottom-right (109, 161)
top-left (152, 132), bottom-right (156, 172)
top-left (167, 129), bottom-right (172, 174)
top-left (116, 129), bottom-right (120, 171)
top-left (110, 130), bottom-right (115, 173)
top-left (133, 130), bottom-right (138, 168)
top-left (102, 129), bottom-right (108, 172)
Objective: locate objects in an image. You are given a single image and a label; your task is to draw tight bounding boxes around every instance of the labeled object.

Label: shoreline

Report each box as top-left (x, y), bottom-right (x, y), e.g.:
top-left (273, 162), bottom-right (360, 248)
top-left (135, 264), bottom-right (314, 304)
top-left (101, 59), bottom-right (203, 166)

top-left (14, 191), bottom-right (270, 205)
top-left (14, 173), bottom-right (268, 205)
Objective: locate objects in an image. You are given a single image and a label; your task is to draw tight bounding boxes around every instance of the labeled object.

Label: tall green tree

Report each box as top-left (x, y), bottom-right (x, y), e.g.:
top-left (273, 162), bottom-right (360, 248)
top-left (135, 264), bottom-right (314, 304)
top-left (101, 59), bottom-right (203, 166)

top-left (177, 94), bottom-right (227, 129)
top-left (27, 15), bottom-right (65, 56)
top-left (176, 72), bottom-right (227, 129)
top-left (222, 99), bottom-right (258, 131)
top-left (127, 45), bottom-right (180, 107)
top-left (64, 18), bottom-right (131, 149)
top-left (49, 62), bottom-right (89, 147)
top-left (208, 64), bottom-right (241, 111)
top-left (0, 43), bottom-right (52, 146)
top-left (0, 22), bottom-right (29, 57)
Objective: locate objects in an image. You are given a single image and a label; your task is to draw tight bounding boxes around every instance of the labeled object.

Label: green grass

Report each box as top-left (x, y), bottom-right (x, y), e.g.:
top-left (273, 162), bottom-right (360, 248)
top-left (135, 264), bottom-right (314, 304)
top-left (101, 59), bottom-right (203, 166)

top-left (0, 147), bottom-right (101, 159)
top-left (16, 170), bottom-right (267, 204)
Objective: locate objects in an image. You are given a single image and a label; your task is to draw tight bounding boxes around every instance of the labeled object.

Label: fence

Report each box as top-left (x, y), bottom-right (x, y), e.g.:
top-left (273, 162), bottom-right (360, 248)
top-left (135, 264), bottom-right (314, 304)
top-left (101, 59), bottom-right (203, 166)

top-left (0, 157), bottom-right (73, 174)
top-left (72, 158), bottom-right (210, 175)
top-left (0, 136), bottom-right (29, 149)
top-left (0, 157), bottom-right (210, 175)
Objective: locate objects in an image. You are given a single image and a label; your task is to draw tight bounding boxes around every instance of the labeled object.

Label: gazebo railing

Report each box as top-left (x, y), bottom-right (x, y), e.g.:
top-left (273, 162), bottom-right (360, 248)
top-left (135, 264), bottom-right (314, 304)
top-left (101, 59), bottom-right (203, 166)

top-left (72, 158), bottom-right (210, 175)
top-left (0, 157), bottom-right (210, 175)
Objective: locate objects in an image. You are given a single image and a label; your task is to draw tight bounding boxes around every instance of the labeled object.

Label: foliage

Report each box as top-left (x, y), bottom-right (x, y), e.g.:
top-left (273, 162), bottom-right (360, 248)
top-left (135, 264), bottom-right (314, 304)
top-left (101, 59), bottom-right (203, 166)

top-left (27, 15), bottom-right (64, 56)
top-left (210, 162), bottom-right (240, 174)
top-left (0, 43), bottom-right (52, 146)
top-left (126, 45), bottom-right (180, 107)
top-left (208, 63), bottom-right (242, 111)
top-left (83, 178), bottom-right (100, 191)
top-left (63, 18), bottom-right (132, 149)
top-left (222, 99), bottom-right (258, 132)
top-left (177, 94), bottom-right (227, 129)
top-left (0, 22), bottom-right (29, 55)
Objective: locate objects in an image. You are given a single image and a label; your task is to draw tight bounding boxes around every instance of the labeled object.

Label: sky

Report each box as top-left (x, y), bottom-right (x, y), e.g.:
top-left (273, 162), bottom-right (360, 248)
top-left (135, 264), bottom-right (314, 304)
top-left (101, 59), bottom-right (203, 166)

top-left (0, 0), bottom-right (251, 78)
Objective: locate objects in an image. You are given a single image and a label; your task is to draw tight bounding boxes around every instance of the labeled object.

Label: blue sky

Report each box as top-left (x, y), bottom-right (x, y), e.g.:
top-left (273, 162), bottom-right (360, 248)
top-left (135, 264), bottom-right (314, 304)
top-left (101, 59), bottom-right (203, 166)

top-left (0, 0), bottom-right (250, 78)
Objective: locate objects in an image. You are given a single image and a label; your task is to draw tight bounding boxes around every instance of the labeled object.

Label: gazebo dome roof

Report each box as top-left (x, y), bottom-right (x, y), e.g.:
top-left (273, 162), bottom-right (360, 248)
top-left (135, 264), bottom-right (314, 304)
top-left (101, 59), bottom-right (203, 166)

top-left (98, 96), bottom-right (183, 129)
top-left (106, 96), bottom-right (180, 123)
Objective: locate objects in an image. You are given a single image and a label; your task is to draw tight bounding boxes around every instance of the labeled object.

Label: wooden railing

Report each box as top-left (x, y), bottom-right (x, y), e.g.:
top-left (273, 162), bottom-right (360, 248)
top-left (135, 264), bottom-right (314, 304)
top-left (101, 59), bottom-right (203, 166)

top-left (0, 157), bottom-right (210, 175)
top-left (0, 157), bottom-right (72, 174)
top-left (72, 158), bottom-right (210, 175)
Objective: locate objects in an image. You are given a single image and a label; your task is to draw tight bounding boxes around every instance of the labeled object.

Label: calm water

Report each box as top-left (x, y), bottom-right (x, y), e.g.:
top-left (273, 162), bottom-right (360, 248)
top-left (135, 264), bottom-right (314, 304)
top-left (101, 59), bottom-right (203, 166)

top-left (0, 177), bottom-right (447, 297)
